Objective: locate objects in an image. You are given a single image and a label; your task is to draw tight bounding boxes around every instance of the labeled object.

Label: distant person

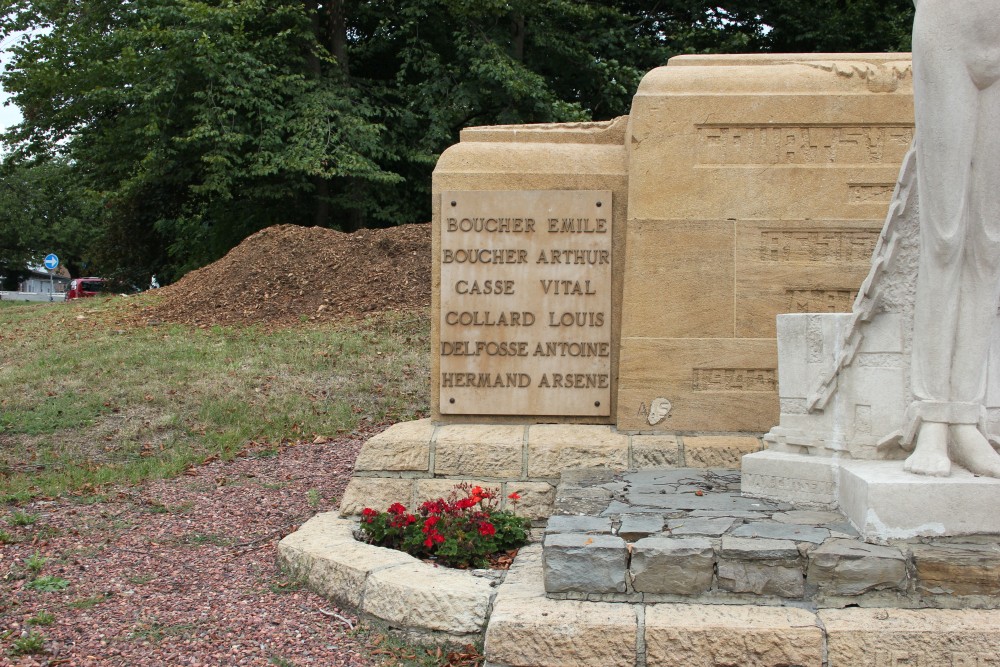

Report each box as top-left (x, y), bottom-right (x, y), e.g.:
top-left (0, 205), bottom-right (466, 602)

top-left (905, 0), bottom-right (1000, 478)
top-left (150, 275), bottom-right (160, 289)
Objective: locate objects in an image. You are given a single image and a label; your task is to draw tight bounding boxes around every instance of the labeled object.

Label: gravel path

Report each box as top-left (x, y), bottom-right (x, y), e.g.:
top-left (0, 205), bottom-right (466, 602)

top-left (1, 428), bottom-right (392, 666)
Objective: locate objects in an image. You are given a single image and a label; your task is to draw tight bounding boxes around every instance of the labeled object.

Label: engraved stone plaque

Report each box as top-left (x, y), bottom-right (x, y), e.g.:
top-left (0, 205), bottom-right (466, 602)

top-left (439, 190), bottom-right (612, 416)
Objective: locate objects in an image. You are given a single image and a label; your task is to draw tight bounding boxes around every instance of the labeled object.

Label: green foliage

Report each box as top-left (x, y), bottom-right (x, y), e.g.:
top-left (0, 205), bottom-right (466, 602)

top-left (1, 1), bottom-right (915, 282)
top-left (0, 157), bottom-right (102, 286)
top-left (358, 483), bottom-right (530, 569)
top-left (25, 552), bottom-right (47, 575)
top-left (6, 511), bottom-right (38, 527)
top-left (9, 630), bottom-right (46, 656)
top-left (24, 575), bottom-right (70, 592)
top-left (27, 611), bottom-right (56, 626)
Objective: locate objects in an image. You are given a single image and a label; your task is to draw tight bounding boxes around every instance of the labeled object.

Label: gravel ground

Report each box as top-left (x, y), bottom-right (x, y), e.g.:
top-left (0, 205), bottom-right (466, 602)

top-left (1, 427), bottom-right (393, 667)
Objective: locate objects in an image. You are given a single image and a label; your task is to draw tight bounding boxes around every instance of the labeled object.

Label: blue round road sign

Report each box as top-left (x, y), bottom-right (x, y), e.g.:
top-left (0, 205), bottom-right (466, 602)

top-left (43, 254), bottom-right (59, 270)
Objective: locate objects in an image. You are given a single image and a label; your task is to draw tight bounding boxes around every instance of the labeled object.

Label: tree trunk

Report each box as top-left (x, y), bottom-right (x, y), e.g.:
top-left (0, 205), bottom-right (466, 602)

top-left (328, 0), bottom-right (349, 76)
top-left (511, 13), bottom-right (525, 62)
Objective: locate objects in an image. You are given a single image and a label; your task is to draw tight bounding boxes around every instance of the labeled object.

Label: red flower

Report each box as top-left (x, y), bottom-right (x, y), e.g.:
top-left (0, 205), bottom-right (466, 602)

top-left (387, 502), bottom-right (406, 514)
top-left (478, 522), bottom-right (496, 537)
top-left (422, 516), bottom-right (440, 533)
top-left (361, 507), bottom-right (378, 523)
top-left (507, 492), bottom-right (521, 501)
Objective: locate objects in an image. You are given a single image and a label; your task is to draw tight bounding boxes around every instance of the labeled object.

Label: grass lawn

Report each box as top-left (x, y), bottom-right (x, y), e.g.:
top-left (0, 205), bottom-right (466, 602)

top-left (0, 296), bottom-right (430, 502)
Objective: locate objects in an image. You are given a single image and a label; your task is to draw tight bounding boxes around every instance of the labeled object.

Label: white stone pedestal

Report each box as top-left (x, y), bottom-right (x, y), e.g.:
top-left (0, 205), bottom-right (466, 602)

top-left (743, 450), bottom-right (1000, 542)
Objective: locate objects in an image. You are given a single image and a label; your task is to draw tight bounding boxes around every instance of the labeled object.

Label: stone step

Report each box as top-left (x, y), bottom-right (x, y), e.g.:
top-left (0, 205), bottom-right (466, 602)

top-left (541, 467), bottom-right (1000, 608)
top-left (486, 543), bottom-right (1000, 667)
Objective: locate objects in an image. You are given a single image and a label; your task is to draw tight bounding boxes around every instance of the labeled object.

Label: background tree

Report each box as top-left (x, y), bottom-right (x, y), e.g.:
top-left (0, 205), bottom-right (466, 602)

top-left (0, 0), bottom-right (915, 284)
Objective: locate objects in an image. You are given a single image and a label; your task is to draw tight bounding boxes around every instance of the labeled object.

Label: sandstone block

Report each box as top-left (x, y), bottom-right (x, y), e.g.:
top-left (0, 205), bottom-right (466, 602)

top-left (910, 542), bottom-right (1000, 596)
top-left (339, 478), bottom-right (413, 516)
top-left (820, 607), bottom-right (1000, 667)
top-left (617, 338), bottom-right (779, 432)
top-left (684, 435), bottom-right (761, 468)
top-left (807, 539), bottom-right (907, 596)
top-left (631, 434), bottom-right (681, 468)
top-left (527, 425), bottom-right (629, 477)
top-left (505, 481), bottom-right (556, 521)
top-left (353, 419), bottom-right (434, 472)
top-left (644, 604), bottom-right (823, 667)
top-left (278, 513), bottom-right (417, 609)
top-left (361, 562), bottom-right (495, 635)
top-left (415, 478), bottom-right (493, 505)
top-left (485, 596), bottom-right (636, 667)
top-left (433, 424), bottom-right (524, 477)
top-left (493, 543), bottom-right (545, 602)
top-left (630, 537), bottom-right (714, 595)
top-left (620, 219), bottom-right (736, 339)
top-left (543, 533), bottom-right (628, 594)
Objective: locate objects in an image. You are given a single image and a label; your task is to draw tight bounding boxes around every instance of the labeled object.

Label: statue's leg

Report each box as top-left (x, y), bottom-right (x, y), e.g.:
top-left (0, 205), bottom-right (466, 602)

top-left (948, 79), bottom-right (1000, 478)
top-left (906, 7), bottom-right (979, 475)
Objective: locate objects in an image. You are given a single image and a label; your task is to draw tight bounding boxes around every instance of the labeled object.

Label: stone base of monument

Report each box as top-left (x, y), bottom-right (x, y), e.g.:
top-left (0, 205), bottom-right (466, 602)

top-left (539, 467), bottom-right (1000, 609)
top-left (277, 496), bottom-right (1000, 666)
top-left (742, 450), bottom-right (1000, 542)
top-left (338, 419), bottom-right (762, 521)
top-left (486, 542), bottom-right (1000, 667)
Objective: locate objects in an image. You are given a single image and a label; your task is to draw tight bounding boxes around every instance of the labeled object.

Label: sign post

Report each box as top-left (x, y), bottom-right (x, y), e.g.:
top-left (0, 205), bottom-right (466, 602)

top-left (43, 254), bottom-right (59, 299)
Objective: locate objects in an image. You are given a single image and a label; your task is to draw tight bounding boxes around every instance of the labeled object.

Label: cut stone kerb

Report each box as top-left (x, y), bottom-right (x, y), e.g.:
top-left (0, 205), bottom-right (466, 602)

top-left (277, 512), bottom-right (497, 643)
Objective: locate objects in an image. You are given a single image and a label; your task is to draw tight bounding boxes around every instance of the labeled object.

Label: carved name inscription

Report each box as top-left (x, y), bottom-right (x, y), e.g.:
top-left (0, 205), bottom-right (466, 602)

top-left (849, 182), bottom-right (896, 204)
top-left (787, 288), bottom-right (857, 313)
top-left (697, 124), bottom-right (913, 165)
top-left (692, 368), bottom-right (777, 392)
top-left (439, 190), bottom-right (612, 416)
top-left (759, 230), bottom-right (879, 263)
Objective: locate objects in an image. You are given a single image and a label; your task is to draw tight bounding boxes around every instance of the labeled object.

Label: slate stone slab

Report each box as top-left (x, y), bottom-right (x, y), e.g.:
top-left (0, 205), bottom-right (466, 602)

top-left (543, 533), bottom-right (628, 594)
top-left (717, 560), bottom-right (805, 598)
top-left (910, 543), bottom-right (1000, 596)
top-left (730, 521), bottom-right (830, 545)
top-left (546, 515), bottom-right (613, 535)
top-left (720, 536), bottom-right (800, 560)
top-left (667, 517), bottom-right (739, 537)
top-left (630, 537), bottom-right (714, 594)
top-left (807, 539), bottom-right (907, 595)
top-left (618, 514), bottom-right (665, 540)
top-left (626, 491), bottom-right (790, 513)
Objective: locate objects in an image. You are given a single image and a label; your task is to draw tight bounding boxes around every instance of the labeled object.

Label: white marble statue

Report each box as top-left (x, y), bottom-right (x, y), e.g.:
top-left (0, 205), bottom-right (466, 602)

top-left (905, 0), bottom-right (1000, 477)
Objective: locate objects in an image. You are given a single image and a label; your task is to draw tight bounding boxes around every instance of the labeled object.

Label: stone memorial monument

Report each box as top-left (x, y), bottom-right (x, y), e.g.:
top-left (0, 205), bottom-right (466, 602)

top-left (744, 0), bottom-right (1000, 541)
top-left (289, 21), bottom-right (1000, 661)
top-left (341, 52), bottom-right (919, 521)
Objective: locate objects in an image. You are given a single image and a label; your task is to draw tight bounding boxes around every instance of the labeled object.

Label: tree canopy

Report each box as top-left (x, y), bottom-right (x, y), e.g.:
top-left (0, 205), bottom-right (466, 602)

top-left (0, 0), bottom-right (915, 285)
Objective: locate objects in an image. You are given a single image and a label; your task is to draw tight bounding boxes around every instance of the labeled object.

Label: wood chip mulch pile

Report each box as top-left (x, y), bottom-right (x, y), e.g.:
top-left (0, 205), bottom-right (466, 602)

top-left (1, 427), bottom-right (480, 666)
top-left (134, 223), bottom-right (431, 328)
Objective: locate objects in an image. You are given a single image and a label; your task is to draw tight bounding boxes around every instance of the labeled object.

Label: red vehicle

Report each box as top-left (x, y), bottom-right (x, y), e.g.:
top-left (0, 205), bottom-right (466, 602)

top-left (66, 277), bottom-right (105, 300)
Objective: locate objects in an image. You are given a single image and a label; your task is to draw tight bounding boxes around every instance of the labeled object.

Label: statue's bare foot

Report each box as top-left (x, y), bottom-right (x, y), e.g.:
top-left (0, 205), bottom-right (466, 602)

top-left (950, 425), bottom-right (1000, 478)
top-left (904, 421), bottom-right (951, 476)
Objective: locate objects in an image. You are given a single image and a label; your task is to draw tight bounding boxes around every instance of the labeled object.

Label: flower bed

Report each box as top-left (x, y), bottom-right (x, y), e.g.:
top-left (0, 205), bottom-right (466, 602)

top-left (357, 483), bottom-right (531, 569)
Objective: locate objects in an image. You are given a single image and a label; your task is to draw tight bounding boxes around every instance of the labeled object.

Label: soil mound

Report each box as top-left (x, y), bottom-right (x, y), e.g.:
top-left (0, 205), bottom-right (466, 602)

top-left (138, 223), bottom-right (430, 327)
